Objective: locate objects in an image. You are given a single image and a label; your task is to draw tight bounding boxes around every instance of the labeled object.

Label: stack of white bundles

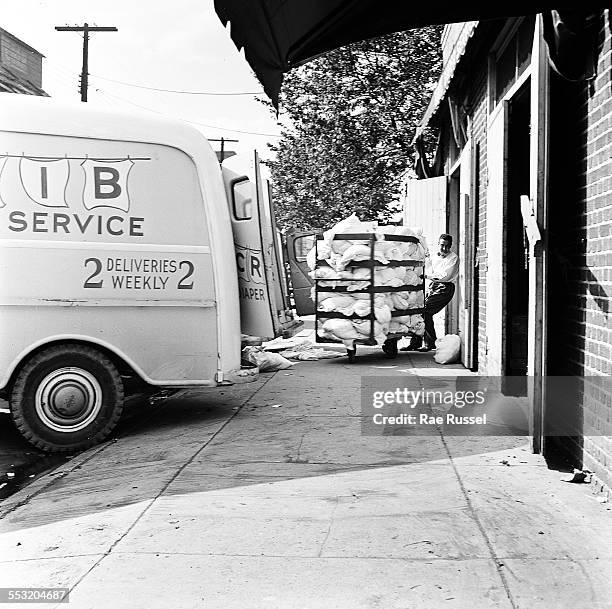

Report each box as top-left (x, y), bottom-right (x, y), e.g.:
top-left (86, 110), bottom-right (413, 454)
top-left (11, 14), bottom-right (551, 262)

top-left (373, 225), bottom-right (425, 337)
top-left (310, 215), bottom-right (426, 344)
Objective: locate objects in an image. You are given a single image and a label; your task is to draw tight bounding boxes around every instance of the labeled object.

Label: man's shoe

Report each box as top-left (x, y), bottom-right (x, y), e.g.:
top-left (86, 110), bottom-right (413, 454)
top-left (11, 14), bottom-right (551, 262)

top-left (417, 345), bottom-right (435, 352)
top-left (400, 344), bottom-right (421, 351)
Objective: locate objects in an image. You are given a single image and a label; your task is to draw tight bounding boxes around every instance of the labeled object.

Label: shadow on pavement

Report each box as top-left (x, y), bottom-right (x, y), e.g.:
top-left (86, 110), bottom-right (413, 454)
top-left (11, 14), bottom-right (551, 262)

top-left (1, 355), bottom-right (530, 533)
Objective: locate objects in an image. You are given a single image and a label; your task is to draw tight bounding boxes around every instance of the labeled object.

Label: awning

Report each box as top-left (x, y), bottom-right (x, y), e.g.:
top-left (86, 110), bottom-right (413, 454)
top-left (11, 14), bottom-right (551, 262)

top-left (214, 1), bottom-right (592, 108)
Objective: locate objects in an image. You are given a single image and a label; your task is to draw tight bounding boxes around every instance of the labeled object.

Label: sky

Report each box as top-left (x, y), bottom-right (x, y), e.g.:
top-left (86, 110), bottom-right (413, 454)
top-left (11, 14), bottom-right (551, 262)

top-left (1, 0), bottom-right (281, 159)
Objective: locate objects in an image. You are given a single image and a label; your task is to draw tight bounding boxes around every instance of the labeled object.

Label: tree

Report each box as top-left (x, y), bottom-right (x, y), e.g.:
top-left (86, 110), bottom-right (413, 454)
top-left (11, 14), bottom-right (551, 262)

top-left (267, 26), bottom-right (442, 231)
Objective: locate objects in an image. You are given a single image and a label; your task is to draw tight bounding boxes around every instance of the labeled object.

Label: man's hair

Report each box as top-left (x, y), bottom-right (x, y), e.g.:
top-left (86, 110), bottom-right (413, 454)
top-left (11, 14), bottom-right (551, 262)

top-left (439, 233), bottom-right (453, 245)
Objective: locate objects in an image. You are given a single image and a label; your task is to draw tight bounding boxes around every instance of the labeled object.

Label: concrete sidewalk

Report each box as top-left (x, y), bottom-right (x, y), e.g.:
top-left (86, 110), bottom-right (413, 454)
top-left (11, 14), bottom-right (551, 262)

top-left (0, 351), bottom-right (611, 609)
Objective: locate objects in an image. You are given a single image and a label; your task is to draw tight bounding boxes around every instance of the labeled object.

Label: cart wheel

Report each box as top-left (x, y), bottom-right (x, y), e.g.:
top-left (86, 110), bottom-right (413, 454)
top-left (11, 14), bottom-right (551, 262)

top-left (346, 348), bottom-right (357, 363)
top-left (382, 339), bottom-right (398, 359)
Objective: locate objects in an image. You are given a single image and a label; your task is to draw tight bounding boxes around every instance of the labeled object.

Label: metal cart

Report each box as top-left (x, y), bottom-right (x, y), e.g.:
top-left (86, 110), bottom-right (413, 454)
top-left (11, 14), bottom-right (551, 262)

top-left (314, 232), bottom-right (425, 362)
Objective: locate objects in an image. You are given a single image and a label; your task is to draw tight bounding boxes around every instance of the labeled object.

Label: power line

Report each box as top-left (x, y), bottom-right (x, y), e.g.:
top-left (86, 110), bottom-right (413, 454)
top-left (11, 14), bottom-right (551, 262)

top-left (93, 87), bottom-right (280, 138)
top-left (89, 73), bottom-right (263, 96)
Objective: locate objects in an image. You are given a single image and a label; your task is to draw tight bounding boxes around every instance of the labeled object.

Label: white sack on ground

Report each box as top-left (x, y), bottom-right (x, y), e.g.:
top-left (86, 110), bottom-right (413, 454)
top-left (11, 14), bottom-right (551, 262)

top-left (281, 343), bottom-right (343, 360)
top-left (262, 336), bottom-right (310, 351)
top-left (434, 334), bottom-right (461, 364)
top-left (242, 346), bottom-right (295, 371)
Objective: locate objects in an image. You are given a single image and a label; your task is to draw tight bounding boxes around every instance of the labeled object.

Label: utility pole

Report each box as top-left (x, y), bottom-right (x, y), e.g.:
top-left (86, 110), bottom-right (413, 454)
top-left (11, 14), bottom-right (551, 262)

top-left (209, 138), bottom-right (239, 164)
top-left (55, 23), bottom-right (118, 102)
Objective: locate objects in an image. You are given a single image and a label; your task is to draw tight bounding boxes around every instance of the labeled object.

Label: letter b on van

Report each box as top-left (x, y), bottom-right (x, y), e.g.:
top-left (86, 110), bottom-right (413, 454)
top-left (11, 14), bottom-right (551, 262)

top-left (94, 167), bottom-right (121, 199)
top-left (81, 159), bottom-right (133, 213)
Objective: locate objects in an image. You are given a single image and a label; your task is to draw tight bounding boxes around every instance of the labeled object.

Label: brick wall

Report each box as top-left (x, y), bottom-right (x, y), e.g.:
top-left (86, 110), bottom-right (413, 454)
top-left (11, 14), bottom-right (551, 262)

top-left (469, 71), bottom-right (488, 373)
top-left (548, 10), bottom-right (612, 495)
top-left (572, 10), bottom-right (612, 494)
top-left (430, 13), bottom-right (611, 491)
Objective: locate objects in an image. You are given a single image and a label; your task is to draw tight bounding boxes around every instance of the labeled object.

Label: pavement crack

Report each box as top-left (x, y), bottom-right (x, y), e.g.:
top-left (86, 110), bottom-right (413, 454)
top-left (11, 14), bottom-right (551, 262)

top-left (439, 430), bottom-right (518, 609)
top-left (295, 433), bottom-right (307, 462)
top-left (317, 495), bottom-right (340, 558)
top-left (63, 372), bottom-right (279, 600)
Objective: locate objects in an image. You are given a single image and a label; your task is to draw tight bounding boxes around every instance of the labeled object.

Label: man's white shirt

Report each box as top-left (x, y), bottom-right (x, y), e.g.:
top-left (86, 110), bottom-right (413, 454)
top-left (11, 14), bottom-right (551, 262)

top-left (426, 251), bottom-right (459, 283)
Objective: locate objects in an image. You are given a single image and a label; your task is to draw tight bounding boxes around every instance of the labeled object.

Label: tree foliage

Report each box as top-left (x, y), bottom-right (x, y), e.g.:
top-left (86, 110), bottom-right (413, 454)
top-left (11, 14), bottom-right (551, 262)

top-left (267, 27), bottom-right (442, 231)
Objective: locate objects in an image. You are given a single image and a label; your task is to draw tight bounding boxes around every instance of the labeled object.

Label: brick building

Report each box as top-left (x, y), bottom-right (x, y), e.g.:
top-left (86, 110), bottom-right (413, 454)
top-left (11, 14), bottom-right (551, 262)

top-left (0, 27), bottom-right (47, 95)
top-left (406, 11), bottom-right (611, 494)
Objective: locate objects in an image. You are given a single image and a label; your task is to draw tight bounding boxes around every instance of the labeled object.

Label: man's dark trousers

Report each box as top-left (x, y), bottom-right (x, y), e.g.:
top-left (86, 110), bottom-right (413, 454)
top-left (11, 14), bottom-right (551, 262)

top-left (411, 281), bottom-right (455, 348)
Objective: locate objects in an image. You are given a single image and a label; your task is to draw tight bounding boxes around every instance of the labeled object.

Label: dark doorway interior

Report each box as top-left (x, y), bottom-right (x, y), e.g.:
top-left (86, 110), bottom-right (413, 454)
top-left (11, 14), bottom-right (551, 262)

top-left (504, 84), bottom-right (531, 390)
top-left (544, 70), bottom-right (586, 466)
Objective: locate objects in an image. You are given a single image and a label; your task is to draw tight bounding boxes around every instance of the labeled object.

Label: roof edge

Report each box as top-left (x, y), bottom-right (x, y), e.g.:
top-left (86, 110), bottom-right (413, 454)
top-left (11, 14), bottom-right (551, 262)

top-left (0, 27), bottom-right (45, 58)
top-left (414, 21), bottom-right (478, 141)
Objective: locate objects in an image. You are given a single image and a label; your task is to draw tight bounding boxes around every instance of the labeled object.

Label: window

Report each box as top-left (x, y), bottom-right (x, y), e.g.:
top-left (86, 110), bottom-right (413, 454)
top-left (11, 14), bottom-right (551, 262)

top-left (231, 178), bottom-right (252, 221)
top-left (293, 234), bottom-right (315, 262)
top-left (495, 16), bottom-right (535, 102)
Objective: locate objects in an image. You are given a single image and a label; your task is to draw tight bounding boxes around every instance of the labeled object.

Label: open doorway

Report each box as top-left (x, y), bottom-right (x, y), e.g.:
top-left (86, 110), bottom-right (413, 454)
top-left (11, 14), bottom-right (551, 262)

top-left (447, 171), bottom-right (460, 336)
top-left (504, 83), bottom-right (530, 391)
top-left (543, 70), bottom-right (586, 466)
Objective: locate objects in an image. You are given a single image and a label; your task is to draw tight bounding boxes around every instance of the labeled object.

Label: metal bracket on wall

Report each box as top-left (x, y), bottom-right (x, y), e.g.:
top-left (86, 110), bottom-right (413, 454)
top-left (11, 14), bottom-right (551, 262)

top-left (520, 195), bottom-right (542, 257)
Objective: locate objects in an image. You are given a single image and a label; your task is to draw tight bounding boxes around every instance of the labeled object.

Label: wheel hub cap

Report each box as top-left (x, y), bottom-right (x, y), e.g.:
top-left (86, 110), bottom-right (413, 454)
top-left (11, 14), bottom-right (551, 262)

top-left (35, 368), bottom-right (103, 432)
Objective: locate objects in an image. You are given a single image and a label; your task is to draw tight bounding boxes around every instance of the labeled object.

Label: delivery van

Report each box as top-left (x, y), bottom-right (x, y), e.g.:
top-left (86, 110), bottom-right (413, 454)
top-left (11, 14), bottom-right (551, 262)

top-left (0, 94), bottom-right (298, 452)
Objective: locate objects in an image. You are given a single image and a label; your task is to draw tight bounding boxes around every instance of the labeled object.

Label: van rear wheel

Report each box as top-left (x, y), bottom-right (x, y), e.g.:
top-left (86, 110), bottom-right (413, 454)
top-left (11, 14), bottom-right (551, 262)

top-left (10, 345), bottom-right (124, 453)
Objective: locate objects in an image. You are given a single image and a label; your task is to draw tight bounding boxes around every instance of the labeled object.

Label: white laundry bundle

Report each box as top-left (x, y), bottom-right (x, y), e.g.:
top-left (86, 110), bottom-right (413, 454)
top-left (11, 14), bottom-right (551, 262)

top-left (319, 318), bottom-right (361, 341)
top-left (311, 266), bottom-right (371, 281)
top-left (353, 319), bottom-right (387, 344)
top-left (306, 243), bottom-right (331, 271)
top-left (317, 293), bottom-right (390, 320)
top-left (318, 294), bottom-right (358, 315)
top-left (404, 267), bottom-right (423, 286)
top-left (311, 266), bottom-right (343, 280)
top-left (377, 225), bottom-right (428, 261)
top-left (325, 214), bottom-right (378, 256)
top-left (337, 244), bottom-right (388, 269)
top-left (374, 266), bottom-right (406, 287)
top-left (388, 314), bottom-right (426, 336)
top-left (385, 290), bottom-right (425, 310)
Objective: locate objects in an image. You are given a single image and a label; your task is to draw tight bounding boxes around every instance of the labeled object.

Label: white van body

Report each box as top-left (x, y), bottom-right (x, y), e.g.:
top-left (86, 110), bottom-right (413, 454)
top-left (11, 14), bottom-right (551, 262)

top-left (0, 94), bottom-right (260, 451)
